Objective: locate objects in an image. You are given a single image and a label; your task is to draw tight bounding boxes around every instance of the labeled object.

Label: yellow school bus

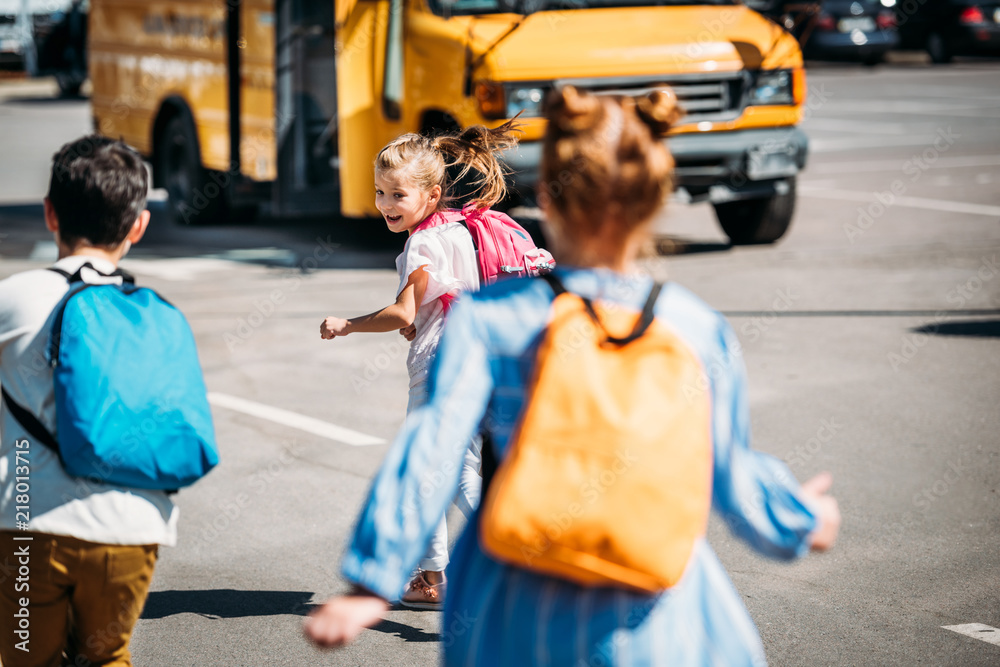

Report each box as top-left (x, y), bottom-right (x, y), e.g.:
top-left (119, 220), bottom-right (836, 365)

top-left (90, 0), bottom-right (809, 243)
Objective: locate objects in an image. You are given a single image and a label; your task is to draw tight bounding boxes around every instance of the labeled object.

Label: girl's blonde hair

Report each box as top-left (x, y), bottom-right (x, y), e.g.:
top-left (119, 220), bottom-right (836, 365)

top-left (540, 86), bottom-right (682, 239)
top-left (375, 120), bottom-right (521, 210)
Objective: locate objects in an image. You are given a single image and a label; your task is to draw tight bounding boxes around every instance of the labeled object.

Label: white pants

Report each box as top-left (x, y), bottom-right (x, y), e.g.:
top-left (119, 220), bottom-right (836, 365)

top-left (407, 379), bottom-right (482, 572)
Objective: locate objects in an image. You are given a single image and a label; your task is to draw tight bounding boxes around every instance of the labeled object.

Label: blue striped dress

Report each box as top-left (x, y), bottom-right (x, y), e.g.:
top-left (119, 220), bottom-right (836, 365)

top-left (341, 267), bottom-right (818, 666)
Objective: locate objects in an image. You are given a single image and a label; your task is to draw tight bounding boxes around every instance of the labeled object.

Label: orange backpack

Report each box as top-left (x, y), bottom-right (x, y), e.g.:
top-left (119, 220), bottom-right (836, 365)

top-left (479, 274), bottom-right (713, 592)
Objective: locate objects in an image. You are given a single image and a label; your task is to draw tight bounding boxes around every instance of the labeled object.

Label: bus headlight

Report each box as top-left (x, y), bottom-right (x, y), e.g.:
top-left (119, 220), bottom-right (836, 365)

top-left (749, 70), bottom-right (795, 106)
top-left (507, 86), bottom-right (545, 117)
top-left (476, 82), bottom-right (548, 119)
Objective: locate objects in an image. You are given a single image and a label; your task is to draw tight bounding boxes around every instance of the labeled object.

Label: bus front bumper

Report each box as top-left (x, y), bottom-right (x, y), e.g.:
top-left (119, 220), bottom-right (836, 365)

top-left (502, 126), bottom-right (809, 205)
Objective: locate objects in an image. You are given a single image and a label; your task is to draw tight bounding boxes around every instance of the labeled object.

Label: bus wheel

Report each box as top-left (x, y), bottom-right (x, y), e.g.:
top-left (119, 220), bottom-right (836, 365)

top-left (713, 178), bottom-right (796, 245)
top-left (926, 32), bottom-right (952, 65)
top-left (55, 72), bottom-right (85, 97)
top-left (159, 115), bottom-right (226, 225)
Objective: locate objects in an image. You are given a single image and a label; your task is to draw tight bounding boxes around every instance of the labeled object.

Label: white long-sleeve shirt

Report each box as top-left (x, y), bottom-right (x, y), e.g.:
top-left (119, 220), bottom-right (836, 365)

top-left (0, 255), bottom-right (178, 545)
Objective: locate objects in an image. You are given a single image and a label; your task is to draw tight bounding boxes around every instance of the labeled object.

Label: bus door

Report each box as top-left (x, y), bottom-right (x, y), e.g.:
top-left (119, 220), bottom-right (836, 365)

top-left (273, 0), bottom-right (339, 217)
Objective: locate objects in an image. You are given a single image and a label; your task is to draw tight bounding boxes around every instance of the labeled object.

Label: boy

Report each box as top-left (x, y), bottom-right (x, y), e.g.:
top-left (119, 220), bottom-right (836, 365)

top-left (0, 135), bottom-right (169, 667)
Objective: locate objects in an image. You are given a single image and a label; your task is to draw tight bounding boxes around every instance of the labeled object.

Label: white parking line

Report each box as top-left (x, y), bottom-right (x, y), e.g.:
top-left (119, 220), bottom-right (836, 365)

top-left (807, 155), bottom-right (1000, 175)
top-left (810, 135), bottom-right (968, 152)
top-left (803, 118), bottom-right (909, 135)
top-left (207, 392), bottom-right (385, 447)
top-left (942, 623), bottom-right (1000, 647)
top-left (798, 186), bottom-right (1000, 218)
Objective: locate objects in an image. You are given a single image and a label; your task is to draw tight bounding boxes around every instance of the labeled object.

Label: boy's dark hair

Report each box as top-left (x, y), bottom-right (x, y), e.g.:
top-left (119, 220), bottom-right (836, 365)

top-left (47, 135), bottom-right (149, 248)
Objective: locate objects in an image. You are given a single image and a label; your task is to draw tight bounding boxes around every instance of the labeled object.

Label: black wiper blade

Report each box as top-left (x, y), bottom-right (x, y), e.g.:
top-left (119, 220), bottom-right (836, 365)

top-left (464, 13), bottom-right (533, 95)
top-left (498, 0), bottom-right (549, 15)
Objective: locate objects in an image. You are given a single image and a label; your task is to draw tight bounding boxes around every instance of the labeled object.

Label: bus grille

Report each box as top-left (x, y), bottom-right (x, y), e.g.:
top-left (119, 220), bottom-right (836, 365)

top-left (557, 72), bottom-right (746, 125)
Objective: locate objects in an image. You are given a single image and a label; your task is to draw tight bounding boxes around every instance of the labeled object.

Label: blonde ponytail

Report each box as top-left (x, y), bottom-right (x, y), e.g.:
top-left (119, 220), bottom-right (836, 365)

top-left (375, 120), bottom-right (522, 211)
top-left (432, 119), bottom-right (521, 209)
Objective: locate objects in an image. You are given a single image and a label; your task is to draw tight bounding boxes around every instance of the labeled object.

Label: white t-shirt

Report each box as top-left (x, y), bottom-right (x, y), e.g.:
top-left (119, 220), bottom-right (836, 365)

top-left (0, 255), bottom-right (178, 545)
top-left (395, 221), bottom-right (480, 386)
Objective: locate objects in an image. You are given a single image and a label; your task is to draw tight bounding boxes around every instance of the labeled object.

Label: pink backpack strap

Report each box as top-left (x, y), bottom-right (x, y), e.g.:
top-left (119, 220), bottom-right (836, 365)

top-left (439, 293), bottom-right (456, 314)
top-left (411, 209), bottom-right (466, 315)
top-left (413, 209), bottom-right (465, 234)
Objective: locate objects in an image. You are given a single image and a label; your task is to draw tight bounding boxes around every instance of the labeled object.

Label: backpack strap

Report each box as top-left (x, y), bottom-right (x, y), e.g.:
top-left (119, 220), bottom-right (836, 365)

top-left (457, 219), bottom-right (478, 251)
top-left (48, 262), bottom-right (135, 285)
top-left (481, 274), bottom-right (664, 493)
top-left (46, 264), bottom-right (141, 364)
top-left (541, 273), bottom-right (663, 347)
top-left (0, 264), bottom-right (134, 464)
top-left (0, 386), bottom-right (61, 457)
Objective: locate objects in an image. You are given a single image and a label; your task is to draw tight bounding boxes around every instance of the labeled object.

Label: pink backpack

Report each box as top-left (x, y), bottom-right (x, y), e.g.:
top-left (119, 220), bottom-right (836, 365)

top-left (416, 204), bottom-right (555, 286)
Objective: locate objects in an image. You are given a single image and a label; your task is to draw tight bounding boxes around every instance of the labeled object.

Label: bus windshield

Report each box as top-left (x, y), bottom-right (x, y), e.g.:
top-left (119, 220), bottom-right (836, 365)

top-left (430, 0), bottom-right (737, 17)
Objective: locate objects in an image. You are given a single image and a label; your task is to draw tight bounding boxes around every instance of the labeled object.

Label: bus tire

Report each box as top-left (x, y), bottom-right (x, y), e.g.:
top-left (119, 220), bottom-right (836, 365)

top-left (158, 114), bottom-right (227, 226)
top-left (713, 178), bottom-right (796, 245)
top-left (926, 32), bottom-right (952, 65)
top-left (55, 72), bottom-right (85, 97)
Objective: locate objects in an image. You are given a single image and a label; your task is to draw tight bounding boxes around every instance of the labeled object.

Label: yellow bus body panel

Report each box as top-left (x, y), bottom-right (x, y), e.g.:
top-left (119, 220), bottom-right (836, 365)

top-left (90, 0), bottom-right (276, 180)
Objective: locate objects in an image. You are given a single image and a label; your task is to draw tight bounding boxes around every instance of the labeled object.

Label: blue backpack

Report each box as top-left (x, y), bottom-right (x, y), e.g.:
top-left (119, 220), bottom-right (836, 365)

top-left (2, 263), bottom-right (219, 490)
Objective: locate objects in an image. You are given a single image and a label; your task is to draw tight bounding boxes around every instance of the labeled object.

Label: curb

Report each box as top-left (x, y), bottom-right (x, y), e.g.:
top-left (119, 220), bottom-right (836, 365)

top-left (0, 76), bottom-right (91, 101)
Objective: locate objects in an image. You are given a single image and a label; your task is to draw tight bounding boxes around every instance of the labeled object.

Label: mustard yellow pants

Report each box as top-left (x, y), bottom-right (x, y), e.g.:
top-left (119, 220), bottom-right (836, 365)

top-left (0, 531), bottom-right (157, 667)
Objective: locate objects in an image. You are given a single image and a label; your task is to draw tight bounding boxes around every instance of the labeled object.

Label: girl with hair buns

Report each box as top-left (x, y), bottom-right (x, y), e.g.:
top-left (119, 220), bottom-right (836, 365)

top-left (319, 121), bottom-right (520, 609)
top-left (308, 87), bottom-right (839, 664)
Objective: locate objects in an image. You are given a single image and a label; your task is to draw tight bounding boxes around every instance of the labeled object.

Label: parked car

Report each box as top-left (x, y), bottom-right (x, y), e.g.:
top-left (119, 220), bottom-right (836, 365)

top-left (0, 2), bottom-right (27, 69)
top-left (36, 0), bottom-right (87, 95)
top-left (749, 0), bottom-right (899, 64)
top-left (0, 0), bottom-right (87, 95)
top-left (895, 0), bottom-right (1000, 63)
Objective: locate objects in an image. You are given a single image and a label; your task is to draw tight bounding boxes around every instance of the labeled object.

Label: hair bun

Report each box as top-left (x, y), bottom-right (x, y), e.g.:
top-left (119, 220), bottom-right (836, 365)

top-left (635, 88), bottom-right (683, 135)
top-left (547, 86), bottom-right (605, 134)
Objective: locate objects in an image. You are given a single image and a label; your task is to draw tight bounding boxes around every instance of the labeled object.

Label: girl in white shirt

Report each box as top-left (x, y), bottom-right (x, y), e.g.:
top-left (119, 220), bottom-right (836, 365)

top-left (320, 121), bottom-right (520, 608)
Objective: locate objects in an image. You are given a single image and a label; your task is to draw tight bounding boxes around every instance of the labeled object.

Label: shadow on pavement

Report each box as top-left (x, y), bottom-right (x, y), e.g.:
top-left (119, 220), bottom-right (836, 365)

top-left (912, 319), bottom-right (1000, 338)
top-left (141, 589), bottom-right (317, 619)
top-left (0, 200), bottom-right (403, 270)
top-left (651, 237), bottom-right (732, 257)
top-left (1, 201), bottom-right (734, 265)
top-left (369, 617), bottom-right (440, 643)
top-left (3, 95), bottom-right (89, 105)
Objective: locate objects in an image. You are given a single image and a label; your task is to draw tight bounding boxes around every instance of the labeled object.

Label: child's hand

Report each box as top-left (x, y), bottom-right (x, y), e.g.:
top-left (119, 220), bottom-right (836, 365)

top-left (321, 317), bottom-right (350, 339)
top-left (800, 472), bottom-right (840, 551)
top-left (399, 324), bottom-right (417, 341)
top-left (304, 591), bottom-right (389, 648)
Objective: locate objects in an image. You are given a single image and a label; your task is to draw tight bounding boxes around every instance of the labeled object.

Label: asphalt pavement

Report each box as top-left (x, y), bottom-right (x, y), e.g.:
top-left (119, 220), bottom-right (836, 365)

top-left (1, 60), bottom-right (999, 666)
